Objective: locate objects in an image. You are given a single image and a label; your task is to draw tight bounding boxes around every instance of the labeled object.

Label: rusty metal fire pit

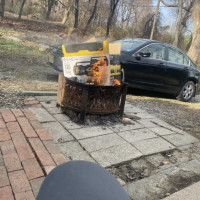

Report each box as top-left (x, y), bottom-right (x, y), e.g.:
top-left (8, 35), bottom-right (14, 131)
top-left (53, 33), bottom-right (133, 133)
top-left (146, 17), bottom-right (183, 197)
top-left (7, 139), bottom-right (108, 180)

top-left (57, 74), bottom-right (128, 121)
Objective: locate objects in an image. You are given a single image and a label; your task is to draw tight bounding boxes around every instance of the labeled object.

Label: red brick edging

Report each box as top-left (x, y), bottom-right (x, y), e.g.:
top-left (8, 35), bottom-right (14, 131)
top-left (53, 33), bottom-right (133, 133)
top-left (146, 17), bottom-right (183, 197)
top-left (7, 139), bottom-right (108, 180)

top-left (0, 109), bottom-right (68, 200)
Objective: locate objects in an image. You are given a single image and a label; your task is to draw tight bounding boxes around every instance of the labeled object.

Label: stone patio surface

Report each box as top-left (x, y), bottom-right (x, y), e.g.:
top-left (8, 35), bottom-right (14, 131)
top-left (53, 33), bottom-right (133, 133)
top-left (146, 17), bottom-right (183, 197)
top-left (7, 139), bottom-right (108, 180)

top-left (27, 96), bottom-right (199, 168)
top-left (1, 95), bottom-right (199, 199)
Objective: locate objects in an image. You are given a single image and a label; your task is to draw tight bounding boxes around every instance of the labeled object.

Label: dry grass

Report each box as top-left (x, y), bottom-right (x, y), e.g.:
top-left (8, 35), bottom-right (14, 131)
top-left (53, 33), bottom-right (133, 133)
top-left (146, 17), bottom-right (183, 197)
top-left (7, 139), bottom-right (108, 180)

top-left (127, 95), bottom-right (200, 110)
top-left (0, 28), bottom-right (59, 92)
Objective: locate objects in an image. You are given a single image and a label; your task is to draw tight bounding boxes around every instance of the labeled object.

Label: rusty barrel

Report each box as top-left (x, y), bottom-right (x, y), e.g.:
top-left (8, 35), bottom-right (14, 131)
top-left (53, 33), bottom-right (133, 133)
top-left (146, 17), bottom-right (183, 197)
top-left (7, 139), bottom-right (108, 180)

top-left (57, 75), bottom-right (128, 115)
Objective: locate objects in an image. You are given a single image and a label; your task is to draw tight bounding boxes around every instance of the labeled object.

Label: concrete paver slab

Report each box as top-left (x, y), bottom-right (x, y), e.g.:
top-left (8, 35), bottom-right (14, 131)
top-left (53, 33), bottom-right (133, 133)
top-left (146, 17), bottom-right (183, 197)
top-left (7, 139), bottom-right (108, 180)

top-left (28, 108), bottom-right (55, 123)
top-left (163, 133), bottom-right (198, 147)
top-left (61, 121), bottom-right (82, 130)
top-left (69, 126), bottom-right (113, 140)
top-left (91, 143), bottom-right (142, 167)
top-left (132, 137), bottom-right (175, 155)
top-left (118, 128), bottom-right (158, 143)
top-left (53, 114), bottom-right (70, 122)
top-left (30, 177), bottom-right (45, 197)
top-left (108, 122), bottom-right (144, 132)
top-left (124, 104), bottom-right (145, 113)
top-left (162, 181), bottom-right (200, 200)
top-left (150, 118), bottom-right (181, 131)
top-left (40, 101), bottom-right (57, 108)
top-left (42, 122), bottom-right (74, 143)
top-left (59, 141), bottom-right (95, 162)
top-left (133, 112), bottom-right (156, 119)
top-left (79, 134), bottom-right (127, 152)
top-left (150, 127), bottom-right (176, 136)
top-left (46, 107), bottom-right (63, 114)
top-left (35, 96), bottom-right (57, 102)
top-left (137, 119), bottom-right (158, 128)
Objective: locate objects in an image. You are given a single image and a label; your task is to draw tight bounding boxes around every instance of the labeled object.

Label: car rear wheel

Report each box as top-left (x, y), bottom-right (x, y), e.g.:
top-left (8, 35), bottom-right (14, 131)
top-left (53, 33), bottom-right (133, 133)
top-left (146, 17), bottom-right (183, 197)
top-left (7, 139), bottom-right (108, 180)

top-left (176, 81), bottom-right (195, 102)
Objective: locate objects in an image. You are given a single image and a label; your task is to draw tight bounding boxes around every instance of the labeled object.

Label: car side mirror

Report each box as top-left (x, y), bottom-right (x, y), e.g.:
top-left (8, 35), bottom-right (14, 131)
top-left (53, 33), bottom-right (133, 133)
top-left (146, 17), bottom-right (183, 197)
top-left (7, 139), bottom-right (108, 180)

top-left (134, 52), bottom-right (151, 59)
top-left (139, 52), bottom-right (151, 57)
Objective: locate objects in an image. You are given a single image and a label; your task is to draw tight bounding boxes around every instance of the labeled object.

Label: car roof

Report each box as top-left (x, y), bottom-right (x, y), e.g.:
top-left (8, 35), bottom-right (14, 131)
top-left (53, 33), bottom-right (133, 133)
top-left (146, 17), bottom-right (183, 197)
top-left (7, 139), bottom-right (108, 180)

top-left (116, 38), bottom-right (197, 67)
top-left (115, 38), bottom-right (187, 53)
top-left (115, 38), bottom-right (162, 45)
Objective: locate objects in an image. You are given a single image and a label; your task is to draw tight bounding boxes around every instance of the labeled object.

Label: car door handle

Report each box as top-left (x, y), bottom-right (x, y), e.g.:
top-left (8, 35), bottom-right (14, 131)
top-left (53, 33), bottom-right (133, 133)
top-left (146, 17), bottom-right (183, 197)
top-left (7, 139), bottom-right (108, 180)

top-left (184, 67), bottom-right (189, 70)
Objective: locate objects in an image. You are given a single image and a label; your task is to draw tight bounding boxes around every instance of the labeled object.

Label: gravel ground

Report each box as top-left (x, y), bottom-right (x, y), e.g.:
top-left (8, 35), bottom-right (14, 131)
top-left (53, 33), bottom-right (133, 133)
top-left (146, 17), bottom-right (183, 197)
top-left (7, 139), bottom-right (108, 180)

top-left (0, 92), bottom-right (27, 109)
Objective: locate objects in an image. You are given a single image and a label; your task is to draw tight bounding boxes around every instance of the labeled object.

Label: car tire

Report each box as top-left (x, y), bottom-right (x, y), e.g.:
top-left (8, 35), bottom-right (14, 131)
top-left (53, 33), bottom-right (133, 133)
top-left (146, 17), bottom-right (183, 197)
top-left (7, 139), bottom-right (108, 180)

top-left (176, 81), bottom-right (195, 102)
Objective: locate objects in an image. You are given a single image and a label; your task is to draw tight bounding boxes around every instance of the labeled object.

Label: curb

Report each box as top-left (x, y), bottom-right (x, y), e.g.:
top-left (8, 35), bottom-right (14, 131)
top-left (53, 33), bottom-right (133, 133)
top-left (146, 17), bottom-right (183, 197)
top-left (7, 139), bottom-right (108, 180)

top-left (20, 90), bottom-right (57, 96)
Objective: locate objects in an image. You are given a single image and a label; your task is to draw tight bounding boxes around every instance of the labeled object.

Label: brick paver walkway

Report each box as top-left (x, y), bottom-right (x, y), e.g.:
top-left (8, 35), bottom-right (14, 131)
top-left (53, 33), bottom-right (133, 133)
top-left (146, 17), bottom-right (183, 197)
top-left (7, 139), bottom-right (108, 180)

top-left (0, 109), bottom-right (68, 200)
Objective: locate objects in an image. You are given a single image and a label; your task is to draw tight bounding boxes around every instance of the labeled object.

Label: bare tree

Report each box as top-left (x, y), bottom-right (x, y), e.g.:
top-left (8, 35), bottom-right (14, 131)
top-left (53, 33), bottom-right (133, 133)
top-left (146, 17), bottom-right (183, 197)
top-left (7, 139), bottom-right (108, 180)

top-left (74, 0), bottom-right (79, 28)
top-left (18, 0), bottom-right (27, 20)
top-left (0, 0), bottom-right (5, 19)
top-left (160, 0), bottom-right (194, 47)
top-left (174, 0), bottom-right (194, 47)
top-left (150, 0), bottom-right (161, 40)
top-left (106, 0), bottom-right (120, 37)
top-left (173, 0), bottom-right (183, 46)
top-left (187, 0), bottom-right (200, 63)
top-left (46, 0), bottom-right (55, 20)
top-left (61, 0), bottom-right (72, 25)
top-left (142, 13), bottom-right (156, 38)
top-left (118, 0), bottom-right (135, 30)
top-left (83, 0), bottom-right (98, 35)
top-left (62, 8), bottom-right (70, 24)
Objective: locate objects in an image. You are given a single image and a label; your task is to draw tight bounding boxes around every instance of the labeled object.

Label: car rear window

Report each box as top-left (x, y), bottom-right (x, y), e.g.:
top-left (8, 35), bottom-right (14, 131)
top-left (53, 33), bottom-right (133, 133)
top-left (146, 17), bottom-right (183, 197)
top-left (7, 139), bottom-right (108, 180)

top-left (113, 40), bottom-right (147, 52)
top-left (168, 47), bottom-right (190, 66)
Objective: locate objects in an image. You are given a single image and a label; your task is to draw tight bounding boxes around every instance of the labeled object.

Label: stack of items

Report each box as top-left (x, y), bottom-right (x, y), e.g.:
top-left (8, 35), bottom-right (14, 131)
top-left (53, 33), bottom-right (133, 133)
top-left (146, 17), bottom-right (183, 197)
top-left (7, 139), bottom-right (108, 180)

top-left (61, 40), bottom-right (121, 86)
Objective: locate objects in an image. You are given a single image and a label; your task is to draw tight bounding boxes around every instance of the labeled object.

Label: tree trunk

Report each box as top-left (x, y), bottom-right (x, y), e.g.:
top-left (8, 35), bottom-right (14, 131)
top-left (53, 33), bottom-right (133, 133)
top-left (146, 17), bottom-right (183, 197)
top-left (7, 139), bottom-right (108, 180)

top-left (106, 0), bottom-right (120, 37)
top-left (18, 0), bottom-right (27, 20)
top-left (160, 0), bottom-right (194, 48)
top-left (0, 0), bottom-right (5, 19)
top-left (62, 8), bottom-right (70, 24)
top-left (173, 0), bottom-right (183, 47)
top-left (74, 0), bottom-right (79, 28)
top-left (83, 0), bottom-right (98, 35)
top-left (187, 0), bottom-right (200, 64)
top-left (46, 0), bottom-right (55, 20)
top-left (150, 0), bottom-right (160, 40)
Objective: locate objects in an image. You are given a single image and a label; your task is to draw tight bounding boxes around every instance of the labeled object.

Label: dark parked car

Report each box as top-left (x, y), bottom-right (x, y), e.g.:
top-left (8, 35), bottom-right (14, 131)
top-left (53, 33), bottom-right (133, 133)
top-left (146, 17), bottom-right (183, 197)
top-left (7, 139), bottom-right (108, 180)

top-left (114, 38), bottom-right (200, 102)
top-left (48, 38), bottom-right (200, 102)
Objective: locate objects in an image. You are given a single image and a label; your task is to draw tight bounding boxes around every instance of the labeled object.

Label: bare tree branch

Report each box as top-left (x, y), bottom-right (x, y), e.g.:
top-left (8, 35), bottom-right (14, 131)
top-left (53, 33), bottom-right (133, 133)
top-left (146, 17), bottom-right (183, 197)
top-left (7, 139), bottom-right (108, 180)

top-left (74, 0), bottom-right (79, 28)
top-left (18, 0), bottom-right (27, 20)
top-left (106, 0), bottom-right (120, 37)
top-left (83, 0), bottom-right (99, 35)
top-left (0, 0), bottom-right (5, 19)
top-left (160, 0), bottom-right (178, 7)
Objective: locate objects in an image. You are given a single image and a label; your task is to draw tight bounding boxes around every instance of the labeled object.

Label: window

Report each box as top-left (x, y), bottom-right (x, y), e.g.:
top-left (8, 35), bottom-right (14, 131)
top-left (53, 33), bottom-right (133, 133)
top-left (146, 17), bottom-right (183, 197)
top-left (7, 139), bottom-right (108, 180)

top-left (168, 48), bottom-right (190, 66)
top-left (113, 39), bottom-right (147, 52)
top-left (139, 44), bottom-right (165, 60)
top-left (183, 56), bottom-right (190, 66)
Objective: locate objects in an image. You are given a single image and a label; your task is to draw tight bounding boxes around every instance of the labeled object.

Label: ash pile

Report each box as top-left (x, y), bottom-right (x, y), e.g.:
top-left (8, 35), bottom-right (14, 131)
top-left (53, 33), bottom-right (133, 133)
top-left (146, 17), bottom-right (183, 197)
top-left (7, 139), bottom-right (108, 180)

top-left (57, 40), bottom-right (128, 123)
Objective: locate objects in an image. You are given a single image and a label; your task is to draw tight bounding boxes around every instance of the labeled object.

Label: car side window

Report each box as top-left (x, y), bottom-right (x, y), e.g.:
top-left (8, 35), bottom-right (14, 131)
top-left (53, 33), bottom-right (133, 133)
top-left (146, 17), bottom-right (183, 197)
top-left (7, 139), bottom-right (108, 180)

top-left (183, 56), bottom-right (190, 66)
top-left (139, 44), bottom-right (165, 60)
top-left (168, 48), bottom-right (190, 66)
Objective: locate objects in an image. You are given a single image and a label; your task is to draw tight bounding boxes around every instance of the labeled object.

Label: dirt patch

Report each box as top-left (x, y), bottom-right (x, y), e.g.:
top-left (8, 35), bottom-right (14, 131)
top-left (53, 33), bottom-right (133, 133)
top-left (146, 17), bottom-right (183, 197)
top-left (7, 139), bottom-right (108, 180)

top-left (0, 16), bottom-right (66, 34)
